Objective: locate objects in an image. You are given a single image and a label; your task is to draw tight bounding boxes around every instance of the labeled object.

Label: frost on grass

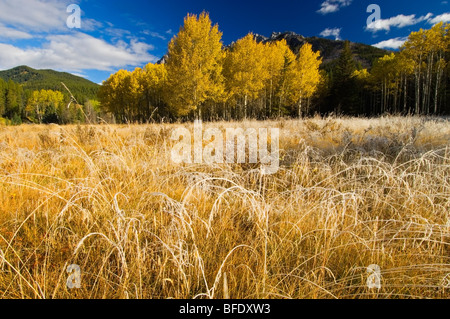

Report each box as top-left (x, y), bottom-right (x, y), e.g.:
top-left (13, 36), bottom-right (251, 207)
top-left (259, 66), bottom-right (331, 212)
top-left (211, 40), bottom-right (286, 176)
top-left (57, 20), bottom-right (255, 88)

top-left (0, 116), bottom-right (449, 299)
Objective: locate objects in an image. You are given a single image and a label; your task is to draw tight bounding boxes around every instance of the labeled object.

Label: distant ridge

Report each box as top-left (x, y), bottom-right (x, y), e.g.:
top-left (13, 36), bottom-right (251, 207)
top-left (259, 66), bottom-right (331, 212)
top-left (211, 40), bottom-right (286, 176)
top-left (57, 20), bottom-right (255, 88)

top-left (0, 66), bottom-right (99, 101)
top-left (158, 31), bottom-right (389, 69)
top-left (255, 31), bottom-right (389, 69)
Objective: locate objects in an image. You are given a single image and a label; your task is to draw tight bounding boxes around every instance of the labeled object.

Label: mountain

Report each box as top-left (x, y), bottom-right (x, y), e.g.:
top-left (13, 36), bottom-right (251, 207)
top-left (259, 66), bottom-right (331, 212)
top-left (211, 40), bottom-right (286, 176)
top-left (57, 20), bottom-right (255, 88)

top-left (158, 31), bottom-right (389, 70)
top-left (0, 66), bottom-right (99, 102)
top-left (254, 31), bottom-right (389, 70)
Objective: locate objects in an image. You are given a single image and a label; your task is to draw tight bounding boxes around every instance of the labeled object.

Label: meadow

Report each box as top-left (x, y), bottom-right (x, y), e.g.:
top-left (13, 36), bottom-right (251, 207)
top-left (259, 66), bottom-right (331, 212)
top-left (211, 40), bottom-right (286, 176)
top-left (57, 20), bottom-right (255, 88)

top-left (0, 116), bottom-right (449, 299)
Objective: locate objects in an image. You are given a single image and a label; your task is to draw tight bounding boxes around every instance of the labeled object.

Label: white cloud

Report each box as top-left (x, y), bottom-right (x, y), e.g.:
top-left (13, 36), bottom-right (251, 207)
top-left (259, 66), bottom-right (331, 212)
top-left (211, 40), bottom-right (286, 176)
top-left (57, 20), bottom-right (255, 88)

top-left (105, 28), bottom-right (132, 38)
top-left (320, 28), bottom-right (342, 40)
top-left (142, 30), bottom-right (166, 40)
top-left (428, 13), bottom-right (450, 24)
top-left (373, 37), bottom-right (408, 49)
top-left (0, 24), bottom-right (33, 39)
top-left (317, 0), bottom-right (352, 15)
top-left (0, 0), bottom-right (103, 34)
top-left (0, 0), bottom-right (71, 32)
top-left (70, 72), bottom-right (87, 78)
top-left (0, 0), bottom-right (161, 79)
top-left (82, 18), bottom-right (104, 32)
top-left (0, 33), bottom-right (158, 72)
top-left (367, 13), bottom-right (433, 33)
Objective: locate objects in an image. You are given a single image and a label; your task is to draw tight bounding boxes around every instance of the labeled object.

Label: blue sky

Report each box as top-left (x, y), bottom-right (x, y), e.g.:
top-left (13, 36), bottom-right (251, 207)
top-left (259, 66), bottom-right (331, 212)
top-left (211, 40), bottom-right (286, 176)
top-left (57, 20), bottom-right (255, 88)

top-left (0, 0), bottom-right (449, 84)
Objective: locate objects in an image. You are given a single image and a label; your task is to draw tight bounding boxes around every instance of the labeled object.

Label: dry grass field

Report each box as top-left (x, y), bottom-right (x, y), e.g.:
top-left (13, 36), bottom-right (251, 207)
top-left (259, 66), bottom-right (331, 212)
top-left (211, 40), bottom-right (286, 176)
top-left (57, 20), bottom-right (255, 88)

top-left (0, 116), bottom-right (449, 299)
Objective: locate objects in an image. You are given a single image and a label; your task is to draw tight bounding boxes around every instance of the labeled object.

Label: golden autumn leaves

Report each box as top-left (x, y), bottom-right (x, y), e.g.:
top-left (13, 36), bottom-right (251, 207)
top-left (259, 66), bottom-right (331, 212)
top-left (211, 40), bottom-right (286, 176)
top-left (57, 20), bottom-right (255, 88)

top-left (353, 22), bottom-right (449, 115)
top-left (26, 89), bottom-right (65, 124)
top-left (100, 12), bottom-right (323, 121)
top-left (99, 64), bottom-right (167, 123)
top-left (222, 34), bottom-right (321, 118)
top-left (166, 12), bottom-right (224, 117)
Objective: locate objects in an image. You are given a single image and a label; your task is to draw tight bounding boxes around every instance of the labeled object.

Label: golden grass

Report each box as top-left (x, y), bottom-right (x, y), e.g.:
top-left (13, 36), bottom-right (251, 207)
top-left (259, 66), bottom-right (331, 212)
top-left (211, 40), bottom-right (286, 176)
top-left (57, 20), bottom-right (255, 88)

top-left (0, 116), bottom-right (449, 299)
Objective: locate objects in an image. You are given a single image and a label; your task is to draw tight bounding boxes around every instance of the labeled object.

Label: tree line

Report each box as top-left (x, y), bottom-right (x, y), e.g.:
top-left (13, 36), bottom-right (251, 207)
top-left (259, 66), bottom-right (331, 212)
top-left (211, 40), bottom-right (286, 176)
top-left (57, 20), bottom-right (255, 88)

top-left (0, 77), bottom-right (102, 125)
top-left (98, 13), bottom-right (450, 123)
top-left (0, 79), bottom-right (24, 125)
top-left (99, 12), bottom-right (323, 122)
top-left (336, 22), bottom-right (450, 116)
top-left (2, 13), bottom-right (449, 126)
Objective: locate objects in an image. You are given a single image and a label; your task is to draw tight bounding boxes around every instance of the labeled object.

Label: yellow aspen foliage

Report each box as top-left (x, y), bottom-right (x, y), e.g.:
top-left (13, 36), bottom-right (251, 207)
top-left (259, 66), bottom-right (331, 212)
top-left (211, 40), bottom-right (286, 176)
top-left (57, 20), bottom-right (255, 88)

top-left (352, 69), bottom-right (370, 80)
top-left (401, 22), bottom-right (449, 114)
top-left (264, 39), bottom-right (294, 116)
top-left (371, 53), bottom-right (398, 84)
top-left (142, 64), bottom-right (167, 101)
top-left (286, 43), bottom-right (322, 117)
top-left (165, 12), bottom-right (224, 117)
top-left (273, 40), bottom-right (297, 116)
top-left (98, 69), bottom-right (134, 122)
top-left (25, 89), bottom-right (64, 123)
top-left (141, 63), bottom-right (167, 91)
top-left (135, 63), bottom-right (168, 120)
top-left (223, 33), bottom-right (270, 118)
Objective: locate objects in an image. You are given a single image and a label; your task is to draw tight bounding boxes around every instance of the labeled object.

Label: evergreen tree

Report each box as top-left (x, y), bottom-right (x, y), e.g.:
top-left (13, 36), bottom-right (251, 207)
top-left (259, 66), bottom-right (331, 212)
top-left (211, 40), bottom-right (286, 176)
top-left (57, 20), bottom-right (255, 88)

top-left (0, 78), bottom-right (6, 117)
top-left (5, 80), bottom-right (24, 120)
top-left (332, 41), bottom-right (358, 114)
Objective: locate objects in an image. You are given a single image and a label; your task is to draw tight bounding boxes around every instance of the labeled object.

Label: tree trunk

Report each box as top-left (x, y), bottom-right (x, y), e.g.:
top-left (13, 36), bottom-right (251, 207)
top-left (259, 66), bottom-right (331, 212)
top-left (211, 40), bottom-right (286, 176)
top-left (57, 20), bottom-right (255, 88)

top-left (403, 74), bottom-right (407, 113)
top-left (434, 53), bottom-right (443, 114)
top-left (298, 97), bottom-right (302, 118)
top-left (244, 94), bottom-right (248, 119)
top-left (269, 79), bottom-right (273, 118)
top-left (415, 69), bottom-right (420, 114)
